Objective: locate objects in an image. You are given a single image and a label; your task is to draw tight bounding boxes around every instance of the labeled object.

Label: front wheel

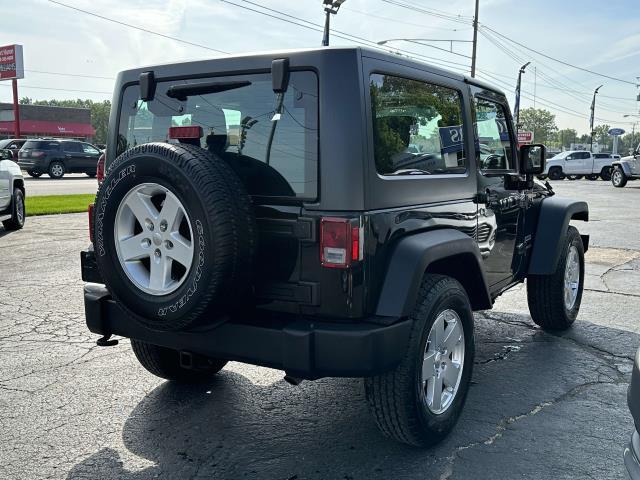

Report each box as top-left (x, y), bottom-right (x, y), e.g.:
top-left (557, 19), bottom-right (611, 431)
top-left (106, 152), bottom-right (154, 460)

top-left (600, 167), bottom-right (612, 181)
top-left (131, 340), bottom-right (227, 382)
top-left (612, 167), bottom-right (628, 188)
top-left (2, 188), bottom-right (25, 231)
top-left (585, 174), bottom-right (599, 181)
top-left (527, 226), bottom-right (584, 330)
top-left (364, 275), bottom-right (474, 447)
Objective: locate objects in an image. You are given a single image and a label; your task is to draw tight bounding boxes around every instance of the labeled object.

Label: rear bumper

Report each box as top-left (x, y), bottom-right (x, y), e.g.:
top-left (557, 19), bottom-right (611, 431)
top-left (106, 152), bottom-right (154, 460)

top-left (83, 284), bottom-right (412, 380)
top-left (18, 158), bottom-right (47, 170)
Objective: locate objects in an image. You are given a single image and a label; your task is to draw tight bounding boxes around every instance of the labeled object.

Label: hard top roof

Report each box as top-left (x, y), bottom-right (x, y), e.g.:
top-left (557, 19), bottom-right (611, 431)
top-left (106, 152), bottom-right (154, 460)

top-left (117, 46), bottom-right (505, 97)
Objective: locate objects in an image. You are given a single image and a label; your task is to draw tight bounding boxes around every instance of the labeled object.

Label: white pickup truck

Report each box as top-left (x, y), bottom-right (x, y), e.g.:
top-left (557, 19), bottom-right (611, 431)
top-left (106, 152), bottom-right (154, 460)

top-left (541, 150), bottom-right (614, 181)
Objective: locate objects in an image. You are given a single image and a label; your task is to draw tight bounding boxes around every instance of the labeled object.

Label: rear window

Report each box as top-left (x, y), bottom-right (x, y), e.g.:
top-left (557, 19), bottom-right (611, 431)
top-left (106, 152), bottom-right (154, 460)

top-left (22, 140), bottom-right (60, 151)
top-left (117, 71), bottom-right (319, 199)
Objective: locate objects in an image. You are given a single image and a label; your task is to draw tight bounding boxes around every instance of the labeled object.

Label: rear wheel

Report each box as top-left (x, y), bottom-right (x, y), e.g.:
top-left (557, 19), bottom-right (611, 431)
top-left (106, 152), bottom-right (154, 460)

top-left (600, 167), bottom-right (612, 181)
top-left (131, 340), bottom-right (227, 382)
top-left (2, 188), bottom-right (25, 231)
top-left (548, 167), bottom-right (564, 180)
top-left (48, 161), bottom-right (65, 179)
top-left (527, 226), bottom-right (584, 330)
top-left (612, 167), bottom-right (627, 188)
top-left (364, 275), bottom-right (474, 447)
top-left (27, 170), bottom-right (42, 178)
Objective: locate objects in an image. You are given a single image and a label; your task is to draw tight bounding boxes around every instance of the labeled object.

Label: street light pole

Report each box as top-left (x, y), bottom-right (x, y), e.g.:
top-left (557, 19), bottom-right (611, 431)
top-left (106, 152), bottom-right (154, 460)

top-left (590, 85), bottom-right (603, 152)
top-left (514, 61), bottom-right (531, 133)
top-left (470, 0), bottom-right (479, 77)
top-left (321, 0), bottom-right (346, 47)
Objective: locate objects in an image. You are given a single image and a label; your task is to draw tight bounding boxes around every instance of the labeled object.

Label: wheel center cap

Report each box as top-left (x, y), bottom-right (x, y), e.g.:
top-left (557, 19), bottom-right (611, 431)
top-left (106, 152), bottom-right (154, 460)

top-left (152, 232), bottom-right (163, 246)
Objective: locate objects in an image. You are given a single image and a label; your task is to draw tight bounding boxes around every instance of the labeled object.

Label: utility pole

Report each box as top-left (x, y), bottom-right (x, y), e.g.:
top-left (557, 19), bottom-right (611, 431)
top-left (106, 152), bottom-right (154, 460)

top-left (590, 85), bottom-right (603, 152)
top-left (11, 78), bottom-right (20, 138)
top-left (514, 61), bottom-right (530, 133)
top-left (470, 0), bottom-right (479, 77)
top-left (321, 0), bottom-right (346, 47)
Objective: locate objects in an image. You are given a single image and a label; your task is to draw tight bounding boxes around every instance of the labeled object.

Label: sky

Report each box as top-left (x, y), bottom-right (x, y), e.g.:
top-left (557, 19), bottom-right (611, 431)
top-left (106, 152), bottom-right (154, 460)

top-left (2, 0), bottom-right (640, 135)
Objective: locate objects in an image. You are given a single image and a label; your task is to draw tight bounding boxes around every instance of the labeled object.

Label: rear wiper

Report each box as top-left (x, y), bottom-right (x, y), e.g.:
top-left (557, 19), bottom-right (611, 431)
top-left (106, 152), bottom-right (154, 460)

top-left (166, 81), bottom-right (251, 101)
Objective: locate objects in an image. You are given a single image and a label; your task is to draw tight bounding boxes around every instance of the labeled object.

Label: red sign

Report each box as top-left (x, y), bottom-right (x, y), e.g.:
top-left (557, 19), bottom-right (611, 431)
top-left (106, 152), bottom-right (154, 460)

top-left (517, 131), bottom-right (533, 144)
top-left (0, 45), bottom-right (24, 80)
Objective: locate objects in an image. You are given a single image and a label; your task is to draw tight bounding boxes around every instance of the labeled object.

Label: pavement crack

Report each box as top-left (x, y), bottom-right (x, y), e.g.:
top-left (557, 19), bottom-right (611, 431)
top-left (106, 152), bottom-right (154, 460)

top-left (438, 378), bottom-right (619, 480)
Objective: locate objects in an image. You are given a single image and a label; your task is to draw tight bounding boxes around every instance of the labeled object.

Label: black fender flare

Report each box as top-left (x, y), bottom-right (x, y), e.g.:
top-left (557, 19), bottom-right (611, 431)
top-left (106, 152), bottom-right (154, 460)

top-left (528, 196), bottom-right (588, 276)
top-left (376, 228), bottom-right (492, 317)
top-left (612, 161), bottom-right (632, 177)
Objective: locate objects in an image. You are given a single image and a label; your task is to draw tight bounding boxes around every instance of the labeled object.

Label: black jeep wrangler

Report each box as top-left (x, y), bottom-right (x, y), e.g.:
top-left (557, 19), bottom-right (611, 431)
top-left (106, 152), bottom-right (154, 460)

top-left (81, 47), bottom-right (589, 447)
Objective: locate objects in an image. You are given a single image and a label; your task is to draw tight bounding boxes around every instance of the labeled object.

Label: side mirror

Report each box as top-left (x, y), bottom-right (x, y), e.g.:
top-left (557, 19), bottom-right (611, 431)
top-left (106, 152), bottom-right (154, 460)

top-left (519, 143), bottom-right (546, 175)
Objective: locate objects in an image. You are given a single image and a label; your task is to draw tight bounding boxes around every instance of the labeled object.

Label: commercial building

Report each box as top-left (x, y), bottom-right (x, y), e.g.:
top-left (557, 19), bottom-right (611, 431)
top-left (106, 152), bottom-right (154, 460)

top-left (0, 103), bottom-right (95, 140)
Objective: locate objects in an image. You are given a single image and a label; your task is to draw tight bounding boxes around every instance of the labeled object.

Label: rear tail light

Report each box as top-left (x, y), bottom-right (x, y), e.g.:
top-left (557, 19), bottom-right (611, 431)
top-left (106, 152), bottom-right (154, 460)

top-left (96, 153), bottom-right (105, 184)
top-left (320, 217), bottom-right (363, 268)
top-left (168, 126), bottom-right (203, 140)
top-left (88, 203), bottom-right (95, 243)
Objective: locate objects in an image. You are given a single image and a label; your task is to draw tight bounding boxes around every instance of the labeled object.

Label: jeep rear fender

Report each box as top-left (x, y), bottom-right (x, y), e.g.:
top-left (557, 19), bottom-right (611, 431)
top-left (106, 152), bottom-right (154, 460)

top-left (528, 196), bottom-right (588, 276)
top-left (376, 229), bottom-right (492, 317)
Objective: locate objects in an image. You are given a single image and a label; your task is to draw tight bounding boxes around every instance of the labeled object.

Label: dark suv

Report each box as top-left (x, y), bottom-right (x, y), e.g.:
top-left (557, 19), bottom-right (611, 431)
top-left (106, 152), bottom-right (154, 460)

top-left (81, 47), bottom-right (589, 447)
top-left (18, 139), bottom-right (101, 178)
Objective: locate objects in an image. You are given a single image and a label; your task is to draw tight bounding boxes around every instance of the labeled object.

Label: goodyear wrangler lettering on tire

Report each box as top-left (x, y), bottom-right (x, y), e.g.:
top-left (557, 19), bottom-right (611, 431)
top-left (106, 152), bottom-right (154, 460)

top-left (93, 143), bottom-right (256, 331)
top-left (95, 165), bottom-right (136, 257)
top-left (158, 220), bottom-right (206, 316)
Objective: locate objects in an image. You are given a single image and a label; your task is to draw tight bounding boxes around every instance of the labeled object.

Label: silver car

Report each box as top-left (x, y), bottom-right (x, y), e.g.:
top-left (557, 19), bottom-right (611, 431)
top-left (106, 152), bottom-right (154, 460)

top-left (0, 149), bottom-right (25, 231)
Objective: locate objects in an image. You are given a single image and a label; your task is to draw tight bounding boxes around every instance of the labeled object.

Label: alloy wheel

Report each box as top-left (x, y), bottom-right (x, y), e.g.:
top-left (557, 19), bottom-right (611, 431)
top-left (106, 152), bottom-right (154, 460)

top-left (564, 245), bottom-right (580, 310)
top-left (421, 309), bottom-right (465, 415)
top-left (114, 183), bottom-right (195, 296)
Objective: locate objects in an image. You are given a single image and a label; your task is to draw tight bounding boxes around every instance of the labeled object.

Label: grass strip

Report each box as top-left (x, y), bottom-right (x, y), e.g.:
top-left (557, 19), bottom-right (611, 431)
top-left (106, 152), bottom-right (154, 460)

top-left (25, 194), bottom-right (95, 217)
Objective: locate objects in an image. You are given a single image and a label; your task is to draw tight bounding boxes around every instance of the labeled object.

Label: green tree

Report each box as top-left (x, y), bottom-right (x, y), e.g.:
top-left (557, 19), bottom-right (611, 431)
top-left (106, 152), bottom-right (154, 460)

top-left (592, 124), bottom-right (611, 150)
top-left (18, 97), bottom-right (111, 144)
top-left (519, 108), bottom-right (557, 145)
top-left (554, 128), bottom-right (577, 149)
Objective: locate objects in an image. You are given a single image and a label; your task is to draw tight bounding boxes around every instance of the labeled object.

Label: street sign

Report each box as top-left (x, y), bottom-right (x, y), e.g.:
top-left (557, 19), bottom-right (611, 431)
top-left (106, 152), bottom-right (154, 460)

top-left (608, 128), bottom-right (625, 136)
top-left (517, 131), bottom-right (534, 144)
top-left (0, 45), bottom-right (24, 80)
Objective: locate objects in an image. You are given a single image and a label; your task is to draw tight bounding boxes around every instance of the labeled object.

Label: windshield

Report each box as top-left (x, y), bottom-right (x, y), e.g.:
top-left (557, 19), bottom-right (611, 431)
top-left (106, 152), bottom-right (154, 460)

top-left (0, 139), bottom-right (11, 149)
top-left (117, 71), bottom-right (318, 199)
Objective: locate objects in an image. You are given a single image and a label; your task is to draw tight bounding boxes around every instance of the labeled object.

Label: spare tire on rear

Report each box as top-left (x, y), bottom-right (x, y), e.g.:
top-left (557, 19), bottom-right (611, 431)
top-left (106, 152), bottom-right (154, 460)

top-left (93, 142), bottom-right (256, 331)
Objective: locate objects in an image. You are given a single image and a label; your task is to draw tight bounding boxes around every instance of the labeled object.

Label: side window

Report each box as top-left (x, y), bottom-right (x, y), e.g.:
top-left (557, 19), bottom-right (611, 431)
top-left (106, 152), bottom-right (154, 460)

top-left (82, 144), bottom-right (100, 154)
top-left (370, 74), bottom-right (466, 176)
top-left (63, 142), bottom-right (82, 153)
top-left (474, 97), bottom-right (515, 171)
top-left (580, 152), bottom-right (591, 160)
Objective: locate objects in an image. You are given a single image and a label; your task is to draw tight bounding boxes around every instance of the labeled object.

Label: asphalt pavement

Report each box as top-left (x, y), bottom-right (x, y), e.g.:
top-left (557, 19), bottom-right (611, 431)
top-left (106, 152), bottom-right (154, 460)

top-left (0, 179), bottom-right (638, 479)
top-left (24, 173), bottom-right (98, 196)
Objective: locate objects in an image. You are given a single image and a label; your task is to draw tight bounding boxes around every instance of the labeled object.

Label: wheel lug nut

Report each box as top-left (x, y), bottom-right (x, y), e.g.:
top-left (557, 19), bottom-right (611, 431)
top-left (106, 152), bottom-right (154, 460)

top-left (165, 240), bottom-right (173, 249)
top-left (142, 238), bottom-right (151, 248)
top-left (154, 249), bottom-right (161, 258)
top-left (160, 220), bottom-right (168, 232)
top-left (145, 219), bottom-right (154, 231)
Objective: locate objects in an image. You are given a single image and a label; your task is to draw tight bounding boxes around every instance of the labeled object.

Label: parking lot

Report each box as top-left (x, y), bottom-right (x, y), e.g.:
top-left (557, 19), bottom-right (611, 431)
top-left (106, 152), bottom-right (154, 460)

top-left (0, 180), bottom-right (638, 479)
top-left (24, 174), bottom-right (98, 196)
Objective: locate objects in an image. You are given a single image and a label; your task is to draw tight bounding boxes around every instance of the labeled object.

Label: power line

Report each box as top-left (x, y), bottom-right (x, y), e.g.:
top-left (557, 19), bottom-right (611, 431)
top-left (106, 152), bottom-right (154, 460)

top-left (480, 23), bottom-right (637, 86)
top-left (222, 0), bottom-right (472, 70)
top-left (26, 69), bottom-right (115, 80)
top-left (380, 0), bottom-right (473, 25)
top-left (46, 0), bottom-right (229, 54)
top-left (0, 84), bottom-right (112, 95)
top-left (479, 28), bottom-right (633, 115)
top-left (342, 7), bottom-right (471, 31)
